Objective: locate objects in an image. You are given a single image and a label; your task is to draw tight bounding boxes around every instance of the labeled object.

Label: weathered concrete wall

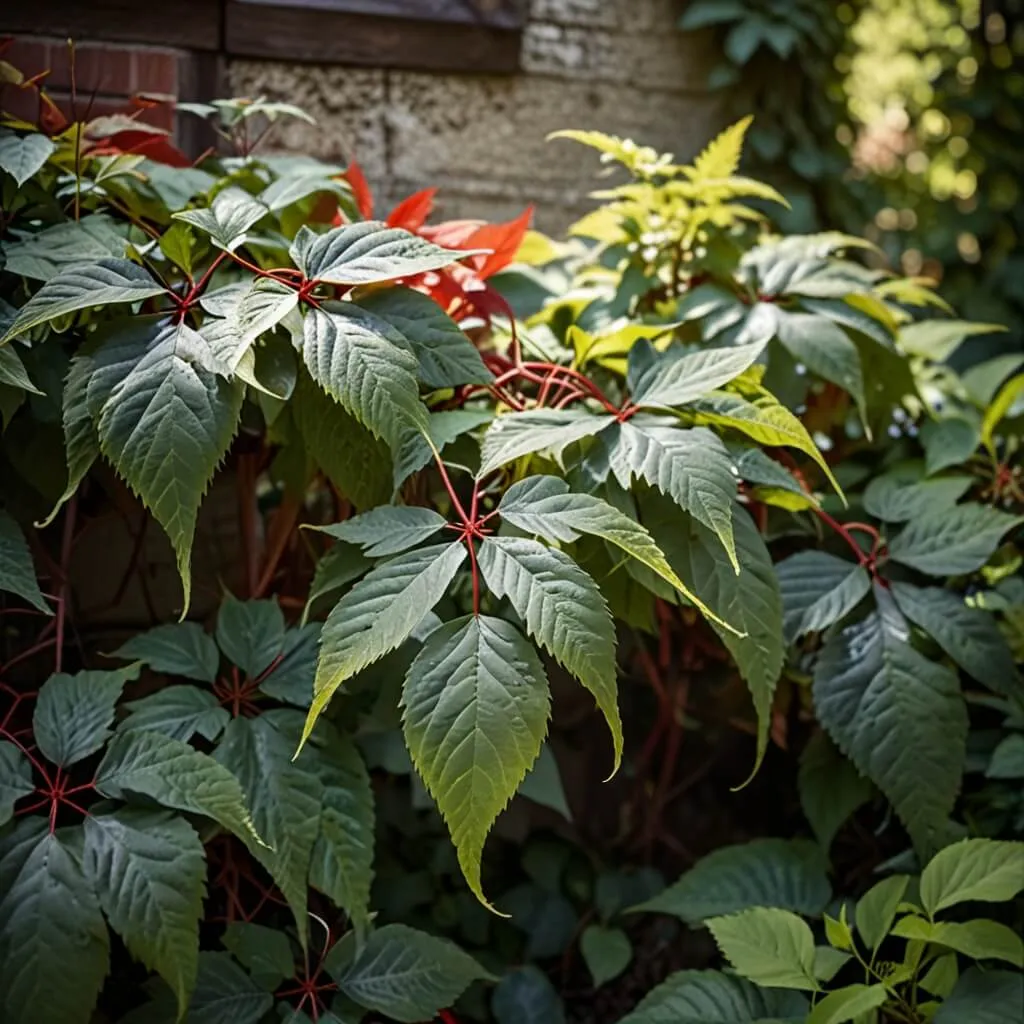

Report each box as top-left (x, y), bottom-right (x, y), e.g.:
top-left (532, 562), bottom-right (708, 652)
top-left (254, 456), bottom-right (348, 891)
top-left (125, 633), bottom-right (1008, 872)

top-left (228, 0), bottom-right (722, 232)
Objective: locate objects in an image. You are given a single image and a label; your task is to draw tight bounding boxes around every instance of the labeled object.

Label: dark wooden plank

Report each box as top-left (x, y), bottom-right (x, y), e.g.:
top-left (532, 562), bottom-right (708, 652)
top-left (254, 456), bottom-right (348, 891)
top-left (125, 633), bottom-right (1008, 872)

top-left (225, 3), bottom-right (523, 73)
top-left (233, 0), bottom-right (527, 31)
top-left (0, 1), bottom-right (222, 51)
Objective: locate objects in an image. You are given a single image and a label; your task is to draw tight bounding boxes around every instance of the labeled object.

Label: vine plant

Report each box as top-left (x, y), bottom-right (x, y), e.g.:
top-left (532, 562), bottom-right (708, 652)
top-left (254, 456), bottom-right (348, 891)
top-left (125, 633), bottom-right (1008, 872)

top-left (0, 57), bottom-right (1021, 1024)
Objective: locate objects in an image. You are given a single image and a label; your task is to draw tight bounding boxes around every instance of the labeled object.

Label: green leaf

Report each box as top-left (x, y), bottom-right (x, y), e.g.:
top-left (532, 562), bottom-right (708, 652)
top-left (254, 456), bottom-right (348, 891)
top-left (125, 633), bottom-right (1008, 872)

top-left (216, 712), bottom-right (322, 942)
top-left (855, 875), bottom-right (908, 954)
top-left (498, 475), bottom-right (719, 615)
top-left (216, 595), bottom-right (286, 679)
top-left (892, 917), bottom-right (1023, 967)
top-left (864, 467), bottom-right (972, 523)
top-left (518, 742), bottom-right (572, 820)
top-left (580, 925), bottom-right (632, 987)
top-left (934, 967), bottom-right (1024, 1024)
top-left (887, 505), bottom-right (1022, 577)
top-left (221, 922), bottom-right (295, 991)
top-left (0, 131), bottom-right (54, 185)
top-left (0, 344), bottom-right (42, 394)
top-left (632, 341), bottom-right (767, 408)
top-left (0, 828), bottom-right (110, 1024)
top-left (689, 388), bottom-right (839, 492)
top-left (33, 667), bottom-right (140, 767)
top-left (315, 506), bottom-right (448, 558)
top-left (890, 582), bottom-right (1019, 694)
top-left (776, 551), bottom-right (871, 644)
top-left (395, 407), bottom-right (494, 486)
top-left (1, 215), bottom-right (128, 282)
top-left (982, 372), bottom-right (1024, 452)
top-left (306, 724), bottom-right (375, 932)
top-left (807, 984), bottom-right (888, 1024)
top-left (96, 318), bottom-right (244, 611)
top-left (120, 685), bottom-right (230, 743)
top-left (477, 409), bottom-right (613, 478)
top-left (258, 624), bottom-right (322, 706)
top-left (813, 946), bottom-right (851, 983)
top-left (181, 951), bottom-right (274, 1023)
top-left (617, 968), bottom-right (809, 1023)
top-left (1, 258), bottom-right (166, 343)
top-left (645, 497), bottom-right (782, 775)
top-left (921, 418), bottom-right (979, 475)
top-left (631, 838), bottom-right (830, 924)
top-left (798, 732), bottom-right (873, 850)
top-left (37, 353), bottom-right (99, 527)
top-left (492, 965), bottom-right (566, 1024)
top-left (158, 222), bottom-right (194, 275)
top-left (82, 808), bottom-right (204, 1015)
top-left (477, 536), bottom-right (621, 773)
top-left (334, 923), bottom-right (491, 1022)
top-left (919, 838), bottom-right (1024, 917)
top-left (236, 278), bottom-right (300, 344)
top-left (293, 221), bottom-right (478, 285)
top-left (605, 419), bottom-right (738, 570)
top-left (114, 622), bottom-right (220, 683)
top-left (987, 734), bottom-right (1024, 779)
top-left (172, 187), bottom-right (268, 252)
top-left (707, 908), bottom-right (820, 991)
top-left (96, 729), bottom-right (258, 845)
top-left (403, 614), bottom-right (549, 907)
top-left (303, 544), bottom-right (373, 626)
top-left (260, 172), bottom-right (348, 212)
top-left (301, 303), bottom-right (428, 449)
top-left (292, 369), bottom-right (393, 511)
top-left (774, 311), bottom-right (865, 416)
top-left (899, 319), bottom-right (1005, 361)
top-left (0, 510), bottom-right (50, 613)
top-left (305, 542), bottom-right (467, 745)
top-left (0, 741), bottom-right (34, 826)
top-left (356, 287), bottom-right (492, 387)
top-left (919, 952), bottom-right (958, 998)
top-left (813, 600), bottom-right (967, 854)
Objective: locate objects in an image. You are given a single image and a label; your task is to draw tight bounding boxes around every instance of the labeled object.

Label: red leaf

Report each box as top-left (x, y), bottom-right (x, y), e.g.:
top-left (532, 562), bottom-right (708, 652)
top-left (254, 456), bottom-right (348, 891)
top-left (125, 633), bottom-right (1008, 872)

top-left (88, 130), bottom-right (190, 167)
top-left (386, 187), bottom-right (438, 231)
top-left (420, 219), bottom-right (486, 248)
top-left (344, 160), bottom-right (374, 219)
top-left (457, 206), bottom-right (533, 279)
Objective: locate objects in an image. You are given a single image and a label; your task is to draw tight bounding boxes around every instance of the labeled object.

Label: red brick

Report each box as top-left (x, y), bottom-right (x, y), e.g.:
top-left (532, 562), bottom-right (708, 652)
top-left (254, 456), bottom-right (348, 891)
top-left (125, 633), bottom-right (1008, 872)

top-left (4, 37), bottom-right (52, 81)
top-left (132, 49), bottom-right (179, 95)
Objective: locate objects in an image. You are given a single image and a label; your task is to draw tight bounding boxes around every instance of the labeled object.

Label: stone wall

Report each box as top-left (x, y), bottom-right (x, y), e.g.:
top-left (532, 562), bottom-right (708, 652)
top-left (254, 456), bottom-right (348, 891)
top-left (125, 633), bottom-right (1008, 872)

top-left (229, 0), bottom-right (723, 232)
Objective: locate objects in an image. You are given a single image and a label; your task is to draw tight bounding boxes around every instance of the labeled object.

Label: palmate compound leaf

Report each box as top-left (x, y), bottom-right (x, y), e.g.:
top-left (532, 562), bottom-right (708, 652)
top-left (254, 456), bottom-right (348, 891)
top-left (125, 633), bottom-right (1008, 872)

top-left (603, 417), bottom-right (739, 571)
top-left (302, 542), bottom-right (467, 748)
top-left (82, 808), bottom-right (205, 1016)
top-left (631, 340), bottom-right (768, 409)
top-left (333, 922), bottom-right (493, 1022)
top-left (476, 536), bottom-right (622, 773)
top-left (813, 589), bottom-right (968, 855)
top-left (96, 729), bottom-right (259, 846)
top-left (642, 494), bottom-right (782, 777)
top-left (313, 505), bottom-right (448, 558)
top-left (776, 551), bottom-right (872, 645)
top-left (630, 838), bottom-right (831, 924)
top-left (890, 581), bottom-right (1020, 696)
top-left (215, 594), bottom-right (286, 679)
top-left (301, 302), bottom-right (429, 450)
top-left (355, 286), bottom-right (492, 388)
top-left (0, 510), bottom-right (50, 613)
top-left (292, 220), bottom-right (484, 286)
top-left (95, 318), bottom-right (244, 612)
top-left (617, 969), bottom-right (809, 1024)
top-left (171, 186), bottom-right (268, 252)
top-left (402, 615), bottom-right (550, 908)
top-left (215, 711), bottom-right (322, 944)
top-left (497, 474), bottom-right (738, 631)
top-left (33, 666), bottom-right (141, 768)
top-left (0, 823), bottom-right (110, 1024)
top-left (113, 621), bottom-right (221, 683)
top-left (0, 257), bottom-right (167, 343)
top-left (119, 686), bottom-right (229, 743)
top-left (477, 408), bottom-right (615, 479)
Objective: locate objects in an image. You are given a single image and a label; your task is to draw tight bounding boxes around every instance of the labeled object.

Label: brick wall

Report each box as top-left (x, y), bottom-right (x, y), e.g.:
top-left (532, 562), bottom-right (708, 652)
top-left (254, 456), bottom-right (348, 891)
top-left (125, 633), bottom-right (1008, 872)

top-left (4, 36), bottom-right (184, 130)
top-left (228, 0), bottom-right (723, 231)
